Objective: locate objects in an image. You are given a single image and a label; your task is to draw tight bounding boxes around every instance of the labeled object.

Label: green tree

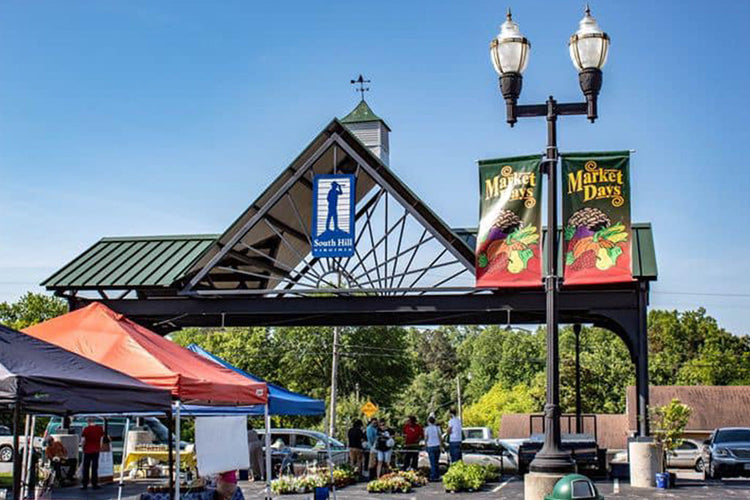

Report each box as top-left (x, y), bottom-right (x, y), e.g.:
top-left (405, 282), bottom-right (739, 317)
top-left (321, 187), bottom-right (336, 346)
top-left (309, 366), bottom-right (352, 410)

top-left (651, 398), bottom-right (692, 470)
top-left (560, 326), bottom-right (635, 414)
top-left (458, 326), bottom-right (545, 402)
top-left (649, 308), bottom-right (750, 386)
top-left (393, 370), bottom-right (457, 424)
top-left (462, 381), bottom-right (544, 433)
top-left (0, 292), bottom-right (67, 330)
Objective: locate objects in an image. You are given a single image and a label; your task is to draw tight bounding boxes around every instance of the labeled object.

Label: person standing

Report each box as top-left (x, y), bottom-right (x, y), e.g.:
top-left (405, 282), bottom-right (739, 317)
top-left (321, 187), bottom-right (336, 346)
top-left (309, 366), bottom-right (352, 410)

top-left (80, 417), bottom-right (104, 490)
top-left (375, 420), bottom-right (395, 478)
top-left (365, 417), bottom-right (378, 480)
top-left (447, 409), bottom-right (463, 464)
top-left (347, 419), bottom-right (366, 478)
top-left (247, 421), bottom-right (265, 481)
top-left (424, 416), bottom-right (442, 482)
top-left (401, 416), bottom-right (422, 471)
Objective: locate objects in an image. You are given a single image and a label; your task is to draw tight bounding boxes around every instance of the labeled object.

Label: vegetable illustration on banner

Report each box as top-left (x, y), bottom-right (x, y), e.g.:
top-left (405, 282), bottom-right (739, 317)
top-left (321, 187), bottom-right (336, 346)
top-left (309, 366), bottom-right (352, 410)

top-left (561, 151), bottom-right (632, 284)
top-left (312, 174), bottom-right (356, 258)
top-left (476, 155), bottom-right (543, 287)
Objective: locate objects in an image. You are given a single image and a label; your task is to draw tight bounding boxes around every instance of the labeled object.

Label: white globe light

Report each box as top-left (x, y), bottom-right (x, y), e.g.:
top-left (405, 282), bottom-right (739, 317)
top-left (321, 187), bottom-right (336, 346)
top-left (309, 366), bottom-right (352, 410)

top-left (490, 10), bottom-right (530, 76)
top-left (569, 5), bottom-right (610, 71)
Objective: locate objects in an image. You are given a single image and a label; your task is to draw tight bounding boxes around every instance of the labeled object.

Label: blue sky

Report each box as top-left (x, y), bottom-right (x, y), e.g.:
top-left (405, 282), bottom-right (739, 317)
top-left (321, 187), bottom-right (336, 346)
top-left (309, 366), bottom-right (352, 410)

top-left (0, 1), bottom-right (748, 334)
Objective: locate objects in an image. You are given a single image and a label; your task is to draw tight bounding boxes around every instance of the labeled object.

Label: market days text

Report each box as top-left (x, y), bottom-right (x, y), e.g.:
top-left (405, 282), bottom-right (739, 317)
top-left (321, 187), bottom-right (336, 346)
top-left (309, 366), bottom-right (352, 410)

top-left (567, 161), bottom-right (624, 205)
top-left (484, 166), bottom-right (537, 203)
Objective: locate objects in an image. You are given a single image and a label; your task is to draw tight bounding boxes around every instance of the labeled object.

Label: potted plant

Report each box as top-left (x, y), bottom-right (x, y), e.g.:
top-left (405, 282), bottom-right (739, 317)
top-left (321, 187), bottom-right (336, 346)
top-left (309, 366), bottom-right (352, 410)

top-left (651, 398), bottom-right (692, 488)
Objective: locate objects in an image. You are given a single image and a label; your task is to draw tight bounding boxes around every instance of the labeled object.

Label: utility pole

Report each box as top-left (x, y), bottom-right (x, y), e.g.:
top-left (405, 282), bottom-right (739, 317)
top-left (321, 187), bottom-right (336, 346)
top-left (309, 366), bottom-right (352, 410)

top-left (329, 326), bottom-right (340, 438)
top-left (457, 376), bottom-right (463, 420)
top-left (355, 382), bottom-right (360, 401)
top-left (328, 270), bottom-right (343, 438)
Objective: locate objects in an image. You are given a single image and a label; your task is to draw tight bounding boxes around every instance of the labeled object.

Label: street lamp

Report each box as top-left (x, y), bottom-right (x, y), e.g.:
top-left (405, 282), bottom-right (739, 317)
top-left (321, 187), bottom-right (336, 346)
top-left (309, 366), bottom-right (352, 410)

top-left (489, 6), bottom-right (610, 475)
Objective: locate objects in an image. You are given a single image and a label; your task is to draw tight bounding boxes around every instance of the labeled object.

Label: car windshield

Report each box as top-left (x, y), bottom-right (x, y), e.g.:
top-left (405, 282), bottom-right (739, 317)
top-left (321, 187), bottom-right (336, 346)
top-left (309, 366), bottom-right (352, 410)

top-left (715, 429), bottom-right (750, 443)
top-left (295, 431), bottom-right (345, 448)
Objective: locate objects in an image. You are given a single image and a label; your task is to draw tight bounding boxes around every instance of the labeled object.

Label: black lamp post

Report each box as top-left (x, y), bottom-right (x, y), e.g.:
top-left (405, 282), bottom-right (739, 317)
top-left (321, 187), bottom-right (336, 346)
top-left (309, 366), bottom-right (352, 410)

top-left (489, 6), bottom-right (610, 474)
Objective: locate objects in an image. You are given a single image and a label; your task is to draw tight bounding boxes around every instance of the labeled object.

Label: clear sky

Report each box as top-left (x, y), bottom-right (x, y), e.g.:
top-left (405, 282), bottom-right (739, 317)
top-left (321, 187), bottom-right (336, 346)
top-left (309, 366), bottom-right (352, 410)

top-left (0, 1), bottom-right (748, 334)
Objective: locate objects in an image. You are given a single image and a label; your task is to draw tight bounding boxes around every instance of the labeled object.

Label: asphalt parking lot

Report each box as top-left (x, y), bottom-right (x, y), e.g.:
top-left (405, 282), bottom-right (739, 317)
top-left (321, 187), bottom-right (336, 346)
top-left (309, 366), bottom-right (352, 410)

top-left (29, 472), bottom-right (750, 499)
top-left (236, 475), bottom-right (750, 499)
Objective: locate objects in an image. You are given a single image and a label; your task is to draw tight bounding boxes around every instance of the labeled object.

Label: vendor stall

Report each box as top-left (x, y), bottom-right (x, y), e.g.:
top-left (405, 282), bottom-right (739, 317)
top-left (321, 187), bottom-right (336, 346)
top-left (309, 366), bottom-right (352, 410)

top-left (0, 323), bottom-right (172, 500)
top-left (24, 302), bottom-right (268, 499)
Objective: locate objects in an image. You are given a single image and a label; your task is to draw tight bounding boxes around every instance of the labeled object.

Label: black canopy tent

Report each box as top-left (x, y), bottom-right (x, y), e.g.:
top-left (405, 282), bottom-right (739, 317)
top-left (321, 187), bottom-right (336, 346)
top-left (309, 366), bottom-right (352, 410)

top-left (0, 324), bottom-right (172, 500)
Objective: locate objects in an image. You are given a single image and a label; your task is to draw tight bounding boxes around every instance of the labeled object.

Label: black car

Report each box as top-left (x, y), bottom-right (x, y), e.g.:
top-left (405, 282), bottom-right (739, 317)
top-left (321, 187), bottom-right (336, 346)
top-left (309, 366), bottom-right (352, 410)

top-left (704, 427), bottom-right (750, 479)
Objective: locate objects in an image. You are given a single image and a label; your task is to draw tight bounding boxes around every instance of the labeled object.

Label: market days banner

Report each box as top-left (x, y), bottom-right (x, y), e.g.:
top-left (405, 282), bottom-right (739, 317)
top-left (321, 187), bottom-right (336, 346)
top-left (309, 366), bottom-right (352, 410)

top-left (561, 151), bottom-right (633, 285)
top-left (476, 155), bottom-right (543, 287)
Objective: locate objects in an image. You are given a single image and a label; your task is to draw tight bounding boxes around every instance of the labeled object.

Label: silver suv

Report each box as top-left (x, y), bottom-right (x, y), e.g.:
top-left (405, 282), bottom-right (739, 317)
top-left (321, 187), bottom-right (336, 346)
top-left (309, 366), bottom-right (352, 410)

top-left (257, 429), bottom-right (348, 474)
top-left (704, 427), bottom-right (750, 479)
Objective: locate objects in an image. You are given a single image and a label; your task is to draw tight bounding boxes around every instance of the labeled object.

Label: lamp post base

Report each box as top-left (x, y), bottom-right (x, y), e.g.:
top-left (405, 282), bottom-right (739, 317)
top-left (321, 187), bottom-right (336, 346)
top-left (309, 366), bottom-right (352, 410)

top-left (524, 471), bottom-right (567, 500)
top-left (529, 451), bottom-right (576, 474)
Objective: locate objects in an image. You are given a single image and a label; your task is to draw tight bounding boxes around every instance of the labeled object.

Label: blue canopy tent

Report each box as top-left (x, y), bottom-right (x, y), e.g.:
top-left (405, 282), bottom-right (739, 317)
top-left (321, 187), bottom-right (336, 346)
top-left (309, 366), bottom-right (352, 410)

top-left (181, 343), bottom-right (325, 416)
top-left (179, 344), bottom-right (326, 496)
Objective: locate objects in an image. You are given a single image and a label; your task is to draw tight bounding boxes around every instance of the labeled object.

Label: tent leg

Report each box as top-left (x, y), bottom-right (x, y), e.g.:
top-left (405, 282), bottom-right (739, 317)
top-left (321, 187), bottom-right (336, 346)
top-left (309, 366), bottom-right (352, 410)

top-left (20, 415), bottom-right (30, 500)
top-left (264, 405), bottom-right (272, 499)
top-left (167, 410), bottom-right (174, 500)
top-left (175, 402), bottom-right (181, 500)
top-left (12, 405), bottom-right (22, 500)
top-left (23, 415), bottom-right (36, 500)
top-left (117, 417), bottom-right (131, 500)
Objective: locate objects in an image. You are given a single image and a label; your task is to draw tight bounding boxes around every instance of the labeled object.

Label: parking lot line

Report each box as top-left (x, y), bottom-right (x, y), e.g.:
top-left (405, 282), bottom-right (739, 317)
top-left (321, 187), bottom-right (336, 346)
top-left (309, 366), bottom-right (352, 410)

top-left (492, 478), bottom-right (514, 493)
top-left (613, 478), bottom-right (620, 494)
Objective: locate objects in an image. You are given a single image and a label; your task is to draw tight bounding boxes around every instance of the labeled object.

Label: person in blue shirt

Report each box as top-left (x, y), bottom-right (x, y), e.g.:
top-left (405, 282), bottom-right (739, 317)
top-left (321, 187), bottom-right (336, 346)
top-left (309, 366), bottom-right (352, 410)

top-left (365, 417), bottom-right (379, 479)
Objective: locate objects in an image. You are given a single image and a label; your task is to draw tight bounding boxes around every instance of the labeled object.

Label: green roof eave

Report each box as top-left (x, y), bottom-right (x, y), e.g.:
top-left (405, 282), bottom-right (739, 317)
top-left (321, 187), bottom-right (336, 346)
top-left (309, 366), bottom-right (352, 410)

top-left (340, 99), bottom-right (391, 131)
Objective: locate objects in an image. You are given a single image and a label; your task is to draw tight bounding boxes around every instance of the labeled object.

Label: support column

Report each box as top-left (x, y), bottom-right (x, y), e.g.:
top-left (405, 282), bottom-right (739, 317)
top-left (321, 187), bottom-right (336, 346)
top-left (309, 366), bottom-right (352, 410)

top-left (636, 281), bottom-right (650, 438)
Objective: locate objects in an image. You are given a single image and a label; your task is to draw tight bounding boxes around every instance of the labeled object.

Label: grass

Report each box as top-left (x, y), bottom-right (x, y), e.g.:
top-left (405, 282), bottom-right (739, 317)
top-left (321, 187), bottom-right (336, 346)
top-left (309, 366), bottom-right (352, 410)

top-left (0, 472), bottom-right (11, 488)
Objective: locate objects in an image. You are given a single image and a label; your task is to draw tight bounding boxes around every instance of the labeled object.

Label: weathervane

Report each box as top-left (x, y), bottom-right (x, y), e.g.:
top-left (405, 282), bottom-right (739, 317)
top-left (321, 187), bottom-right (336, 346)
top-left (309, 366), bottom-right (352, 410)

top-left (350, 74), bottom-right (370, 100)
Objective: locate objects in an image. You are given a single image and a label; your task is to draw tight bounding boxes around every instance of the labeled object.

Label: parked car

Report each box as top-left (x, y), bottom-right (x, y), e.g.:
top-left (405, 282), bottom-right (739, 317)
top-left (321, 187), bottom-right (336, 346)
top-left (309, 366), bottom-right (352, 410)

top-left (704, 427), bottom-right (750, 479)
top-left (44, 416), bottom-right (184, 463)
top-left (667, 439), bottom-right (705, 471)
top-left (462, 427), bottom-right (494, 440)
top-left (0, 425), bottom-right (44, 463)
top-left (418, 438), bottom-right (517, 473)
top-left (257, 428), bottom-right (349, 474)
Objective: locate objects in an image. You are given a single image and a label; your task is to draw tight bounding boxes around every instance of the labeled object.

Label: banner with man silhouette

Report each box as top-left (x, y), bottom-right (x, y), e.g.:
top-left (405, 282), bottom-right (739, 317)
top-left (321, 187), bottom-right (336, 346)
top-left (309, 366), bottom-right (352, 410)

top-left (476, 155), bottom-right (543, 288)
top-left (312, 174), bottom-right (356, 257)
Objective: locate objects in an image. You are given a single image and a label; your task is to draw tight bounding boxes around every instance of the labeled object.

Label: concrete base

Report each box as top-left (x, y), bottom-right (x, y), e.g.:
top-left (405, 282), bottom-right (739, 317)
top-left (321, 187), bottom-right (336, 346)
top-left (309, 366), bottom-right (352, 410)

top-left (629, 440), bottom-right (662, 488)
top-left (524, 472), bottom-right (566, 500)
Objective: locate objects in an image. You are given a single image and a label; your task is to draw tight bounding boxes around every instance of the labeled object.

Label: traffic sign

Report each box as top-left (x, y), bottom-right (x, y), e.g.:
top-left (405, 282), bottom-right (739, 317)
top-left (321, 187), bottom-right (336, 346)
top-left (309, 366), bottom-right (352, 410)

top-left (361, 400), bottom-right (378, 418)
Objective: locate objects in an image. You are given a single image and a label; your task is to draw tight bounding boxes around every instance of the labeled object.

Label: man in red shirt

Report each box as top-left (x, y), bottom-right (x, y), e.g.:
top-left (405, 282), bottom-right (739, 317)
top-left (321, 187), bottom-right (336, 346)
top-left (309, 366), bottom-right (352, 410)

top-left (80, 418), bottom-right (104, 490)
top-left (401, 416), bottom-right (423, 471)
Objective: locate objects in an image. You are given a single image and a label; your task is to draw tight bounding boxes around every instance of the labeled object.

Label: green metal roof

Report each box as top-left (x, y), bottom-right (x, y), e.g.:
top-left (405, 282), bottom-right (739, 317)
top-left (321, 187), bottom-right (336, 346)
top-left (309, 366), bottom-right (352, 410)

top-left (451, 222), bottom-right (657, 280)
top-left (42, 234), bottom-right (218, 289)
top-left (340, 99), bottom-right (391, 130)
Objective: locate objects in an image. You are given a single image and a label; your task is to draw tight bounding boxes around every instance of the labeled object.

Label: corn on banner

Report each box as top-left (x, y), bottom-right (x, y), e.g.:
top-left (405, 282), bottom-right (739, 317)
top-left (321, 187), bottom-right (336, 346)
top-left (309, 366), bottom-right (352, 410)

top-left (476, 155), bottom-right (543, 288)
top-left (561, 151), bottom-right (633, 285)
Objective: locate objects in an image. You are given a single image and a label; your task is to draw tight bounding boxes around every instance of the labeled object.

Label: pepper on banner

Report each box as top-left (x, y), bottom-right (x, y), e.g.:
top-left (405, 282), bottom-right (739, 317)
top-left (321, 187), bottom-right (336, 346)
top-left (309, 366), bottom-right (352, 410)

top-left (561, 151), bottom-right (633, 285)
top-left (475, 155), bottom-right (543, 288)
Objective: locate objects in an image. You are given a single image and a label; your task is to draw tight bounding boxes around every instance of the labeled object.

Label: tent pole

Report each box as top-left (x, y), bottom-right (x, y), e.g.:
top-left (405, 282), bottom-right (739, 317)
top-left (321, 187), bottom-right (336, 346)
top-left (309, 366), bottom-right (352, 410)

top-left (175, 402), bottom-right (181, 500)
top-left (167, 409), bottom-right (174, 500)
top-left (324, 422), bottom-right (336, 500)
top-left (19, 414), bottom-right (30, 500)
top-left (117, 417), bottom-right (131, 500)
top-left (12, 404), bottom-right (21, 500)
top-left (264, 404), bottom-right (272, 499)
top-left (23, 415), bottom-right (36, 499)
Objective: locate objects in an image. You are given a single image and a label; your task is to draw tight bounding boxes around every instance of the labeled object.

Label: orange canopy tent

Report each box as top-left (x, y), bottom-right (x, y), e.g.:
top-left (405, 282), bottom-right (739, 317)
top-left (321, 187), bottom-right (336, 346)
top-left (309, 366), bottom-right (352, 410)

top-left (24, 302), bottom-right (267, 406)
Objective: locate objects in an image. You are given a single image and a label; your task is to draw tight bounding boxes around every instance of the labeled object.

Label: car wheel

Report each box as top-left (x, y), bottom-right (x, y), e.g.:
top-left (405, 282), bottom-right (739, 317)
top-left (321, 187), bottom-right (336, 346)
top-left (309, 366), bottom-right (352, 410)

top-left (695, 458), bottom-right (704, 473)
top-left (0, 445), bottom-right (13, 463)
